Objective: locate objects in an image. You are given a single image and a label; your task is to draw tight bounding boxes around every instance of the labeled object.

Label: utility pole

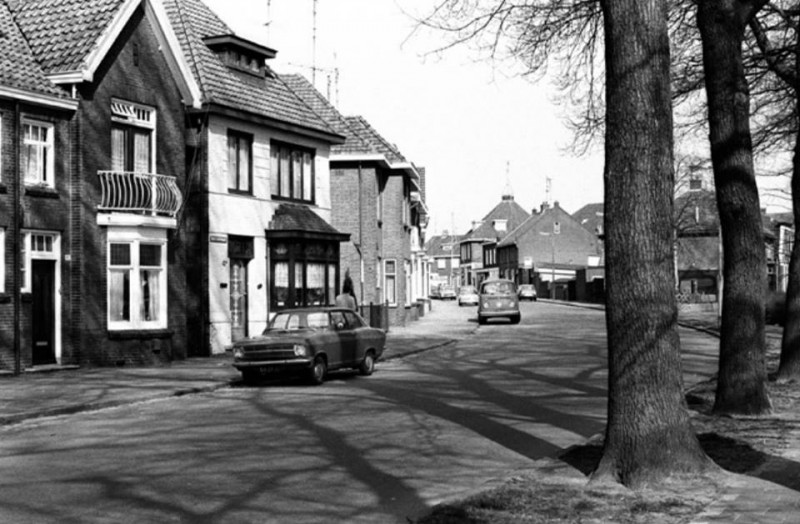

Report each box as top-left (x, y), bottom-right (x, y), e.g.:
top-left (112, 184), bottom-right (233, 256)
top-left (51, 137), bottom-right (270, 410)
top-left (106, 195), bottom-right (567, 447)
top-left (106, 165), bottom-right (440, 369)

top-left (312, 0), bottom-right (317, 85)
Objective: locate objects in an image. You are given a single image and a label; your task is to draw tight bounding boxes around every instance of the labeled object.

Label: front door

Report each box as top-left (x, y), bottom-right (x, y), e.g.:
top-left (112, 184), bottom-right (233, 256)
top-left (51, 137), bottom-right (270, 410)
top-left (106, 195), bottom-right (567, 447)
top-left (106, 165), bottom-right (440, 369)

top-left (230, 259), bottom-right (248, 341)
top-left (32, 259), bottom-right (56, 366)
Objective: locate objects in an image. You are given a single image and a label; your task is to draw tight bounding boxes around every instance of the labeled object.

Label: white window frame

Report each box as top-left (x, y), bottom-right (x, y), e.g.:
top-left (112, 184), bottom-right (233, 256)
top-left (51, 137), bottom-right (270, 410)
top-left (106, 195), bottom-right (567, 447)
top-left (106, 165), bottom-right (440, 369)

top-left (0, 228), bottom-right (4, 293)
top-left (0, 114), bottom-right (3, 183)
top-left (384, 259), bottom-right (397, 306)
top-left (111, 98), bottom-right (156, 173)
top-left (21, 231), bottom-right (60, 293)
top-left (22, 119), bottom-right (55, 187)
top-left (107, 228), bottom-right (168, 331)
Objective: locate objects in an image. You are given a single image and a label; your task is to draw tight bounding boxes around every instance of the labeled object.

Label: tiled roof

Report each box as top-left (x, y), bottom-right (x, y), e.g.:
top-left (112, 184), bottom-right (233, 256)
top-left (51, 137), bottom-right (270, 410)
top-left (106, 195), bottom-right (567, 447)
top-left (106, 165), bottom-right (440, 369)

top-left (572, 202), bottom-right (604, 235)
top-left (268, 203), bottom-right (349, 240)
top-left (464, 197), bottom-right (530, 242)
top-left (0, 1), bottom-right (69, 98)
top-left (425, 234), bottom-right (462, 257)
top-left (339, 116), bottom-right (407, 163)
top-left (163, 0), bottom-right (340, 139)
top-left (10, 0), bottom-right (123, 75)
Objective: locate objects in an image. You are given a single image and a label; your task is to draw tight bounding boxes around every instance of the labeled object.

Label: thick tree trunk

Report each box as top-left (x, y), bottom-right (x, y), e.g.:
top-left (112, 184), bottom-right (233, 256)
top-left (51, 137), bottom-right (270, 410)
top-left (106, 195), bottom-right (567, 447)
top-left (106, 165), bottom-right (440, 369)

top-left (697, 0), bottom-right (772, 415)
top-left (595, 0), bottom-right (710, 488)
top-left (778, 132), bottom-right (800, 381)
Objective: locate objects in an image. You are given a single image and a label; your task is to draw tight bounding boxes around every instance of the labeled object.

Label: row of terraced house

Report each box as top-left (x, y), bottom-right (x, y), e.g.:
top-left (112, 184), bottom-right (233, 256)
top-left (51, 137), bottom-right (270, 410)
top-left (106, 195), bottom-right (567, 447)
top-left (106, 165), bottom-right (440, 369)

top-left (0, 0), bottom-right (429, 373)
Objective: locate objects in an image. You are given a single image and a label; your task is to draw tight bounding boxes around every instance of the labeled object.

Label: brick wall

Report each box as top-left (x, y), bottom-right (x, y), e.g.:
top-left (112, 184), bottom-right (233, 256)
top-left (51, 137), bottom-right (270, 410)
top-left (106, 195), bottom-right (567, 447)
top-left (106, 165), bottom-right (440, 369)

top-left (382, 174), bottom-right (411, 326)
top-left (74, 6), bottom-right (188, 366)
top-left (331, 162), bottom-right (381, 307)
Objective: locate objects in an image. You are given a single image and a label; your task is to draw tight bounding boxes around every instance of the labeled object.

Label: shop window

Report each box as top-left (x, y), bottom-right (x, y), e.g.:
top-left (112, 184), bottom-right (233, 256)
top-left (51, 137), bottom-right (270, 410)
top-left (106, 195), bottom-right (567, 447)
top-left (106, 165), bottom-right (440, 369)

top-left (269, 241), bottom-right (339, 310)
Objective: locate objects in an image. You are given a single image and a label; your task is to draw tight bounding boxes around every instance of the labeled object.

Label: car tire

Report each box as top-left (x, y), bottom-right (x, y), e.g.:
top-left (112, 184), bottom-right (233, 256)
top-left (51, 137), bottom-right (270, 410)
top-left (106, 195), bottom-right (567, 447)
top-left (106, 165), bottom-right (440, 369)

top-left (359, 351), bottom-right (376, 376)
top-left (478, 316), bottom-right (486, 325)
top-left (309, 356), bottom-right (327, 385)
top-left (510, 315), bottom-right (521, 324)
top-left (241, 368), bottom-right (260, 385)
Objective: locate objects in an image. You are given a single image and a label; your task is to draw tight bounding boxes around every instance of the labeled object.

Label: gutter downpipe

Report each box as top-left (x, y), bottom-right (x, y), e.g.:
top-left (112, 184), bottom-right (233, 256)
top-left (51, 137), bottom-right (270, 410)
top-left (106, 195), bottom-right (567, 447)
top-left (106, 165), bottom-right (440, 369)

top-left (358, 162), bottom-right (364, 307)
top-left (13, 102), bottom-right (22, 375)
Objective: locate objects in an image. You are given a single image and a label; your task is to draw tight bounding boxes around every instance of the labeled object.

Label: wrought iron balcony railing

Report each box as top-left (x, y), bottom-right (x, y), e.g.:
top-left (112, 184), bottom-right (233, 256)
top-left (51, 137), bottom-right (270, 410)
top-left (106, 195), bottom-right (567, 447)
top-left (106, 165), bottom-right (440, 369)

top-left (97, 171), bottom-right (182, 217)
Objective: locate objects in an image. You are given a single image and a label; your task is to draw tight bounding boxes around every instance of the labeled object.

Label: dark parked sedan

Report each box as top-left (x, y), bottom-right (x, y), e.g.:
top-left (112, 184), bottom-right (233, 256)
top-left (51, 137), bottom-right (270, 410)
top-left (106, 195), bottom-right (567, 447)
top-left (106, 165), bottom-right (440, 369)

top-left (231, 308), bottom-right (386, 385)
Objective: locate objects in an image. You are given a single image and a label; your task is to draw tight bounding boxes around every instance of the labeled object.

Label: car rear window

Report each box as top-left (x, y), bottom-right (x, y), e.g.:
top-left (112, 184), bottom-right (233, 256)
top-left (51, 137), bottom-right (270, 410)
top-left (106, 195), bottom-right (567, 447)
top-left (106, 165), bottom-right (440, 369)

top-left (481, 282), bottom-right (516, 295)
top-left (461, 286), bottom-right (477, 293)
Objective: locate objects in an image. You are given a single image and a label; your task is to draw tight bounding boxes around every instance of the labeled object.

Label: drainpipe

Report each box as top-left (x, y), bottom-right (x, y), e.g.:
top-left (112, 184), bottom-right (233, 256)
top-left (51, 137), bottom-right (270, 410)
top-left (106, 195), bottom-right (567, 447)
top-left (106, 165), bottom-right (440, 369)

top-left (13, 102), bottom-right (21, 375)
top-left (358, 162), bottom-right (364, 307)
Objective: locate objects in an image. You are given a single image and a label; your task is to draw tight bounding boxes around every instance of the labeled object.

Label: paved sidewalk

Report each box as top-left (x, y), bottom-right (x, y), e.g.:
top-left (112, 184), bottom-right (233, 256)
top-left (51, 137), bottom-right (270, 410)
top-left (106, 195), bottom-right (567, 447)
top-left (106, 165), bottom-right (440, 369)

top-left (0, 328), bottom-right (454, 426)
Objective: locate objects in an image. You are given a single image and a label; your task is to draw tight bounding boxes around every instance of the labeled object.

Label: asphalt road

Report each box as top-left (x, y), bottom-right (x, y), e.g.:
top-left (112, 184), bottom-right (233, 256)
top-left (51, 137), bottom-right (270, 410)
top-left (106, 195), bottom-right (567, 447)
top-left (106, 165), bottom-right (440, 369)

top-left (0, 301), bottom-right (720, 524)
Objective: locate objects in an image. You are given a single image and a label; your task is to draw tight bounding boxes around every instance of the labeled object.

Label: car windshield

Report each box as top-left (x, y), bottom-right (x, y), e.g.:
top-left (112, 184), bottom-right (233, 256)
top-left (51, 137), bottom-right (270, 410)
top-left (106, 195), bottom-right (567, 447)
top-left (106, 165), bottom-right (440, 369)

top-left (480, 281), bottom-right (516, 295)
top-left (268, 311), bottom-right (329, 331)
top-left (520, 285), bottom-right (534, 291)
top-left (460, 286), bottom-right (477, 294)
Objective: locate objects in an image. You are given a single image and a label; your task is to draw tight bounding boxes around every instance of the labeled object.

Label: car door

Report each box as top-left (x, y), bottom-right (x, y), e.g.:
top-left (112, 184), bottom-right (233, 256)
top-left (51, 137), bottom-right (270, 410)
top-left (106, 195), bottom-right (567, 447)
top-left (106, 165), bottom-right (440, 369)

top-left (339, 311), bottom-right (362, 365)
top-left (326, 311), bottom-right (351, 368)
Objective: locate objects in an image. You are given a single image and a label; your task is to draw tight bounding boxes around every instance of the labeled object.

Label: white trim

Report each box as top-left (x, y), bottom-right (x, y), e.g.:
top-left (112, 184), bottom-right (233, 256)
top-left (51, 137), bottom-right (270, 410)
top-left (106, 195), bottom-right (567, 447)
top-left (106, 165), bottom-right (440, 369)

top-left (21, 230), bottom-right (63, 362)
top-left (0, 228), bottom-right (4, 294)
top-left (144, 0), bottom-right (203, 108)
top-left (0, 86), bottom-right (78, 110)
top-left (83, 0), bottom-right (142, 83)
top-left (97, 213), bottom-right (177, 229)
top-left (107, 227), bottom-right (168, 331)
top-left (47, 72), bottom-right (86, 85)
top-left (0, 114), bottom-right (3, 184)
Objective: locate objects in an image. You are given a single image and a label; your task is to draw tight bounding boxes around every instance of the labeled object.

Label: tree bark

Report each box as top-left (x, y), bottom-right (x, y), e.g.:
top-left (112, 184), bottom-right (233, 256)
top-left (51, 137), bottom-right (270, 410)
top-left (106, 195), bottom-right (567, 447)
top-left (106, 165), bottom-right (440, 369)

top-left (778, 121), bottom-right (800, 380)
top-left (595, 0), bottom-right (710, 488)
top-left (697, 0), bottom-right (772, 414)
top-left (777, 13), bottom-right (800, 382)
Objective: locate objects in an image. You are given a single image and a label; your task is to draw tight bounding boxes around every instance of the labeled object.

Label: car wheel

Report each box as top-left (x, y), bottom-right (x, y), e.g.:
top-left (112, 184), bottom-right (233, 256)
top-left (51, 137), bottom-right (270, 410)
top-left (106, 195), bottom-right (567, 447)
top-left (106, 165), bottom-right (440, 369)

top-left (309, 356), bottom-right (327, 385)
top-left (510, 315), bottom-right (521, 324)
top-left (359, 351), bottom-right (376, 376)
top-left (241, 368), bottom-right (260, 385)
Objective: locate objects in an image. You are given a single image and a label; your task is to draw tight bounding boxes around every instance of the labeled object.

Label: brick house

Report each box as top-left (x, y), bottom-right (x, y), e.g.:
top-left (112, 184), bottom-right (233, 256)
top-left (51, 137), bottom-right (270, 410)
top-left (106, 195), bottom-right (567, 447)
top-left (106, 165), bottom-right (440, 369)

top-left (165, 0), bottom-right (349, 355)
top-left (280, 74), bottom-right (428, 326)
top-left (1, 0), bottom-right (201, 370)
top-left (425, 233), bottom-right (462, 291)
top-left (497, 201), bottom-right (602, 300)
top-left (459, 188), bottom-right (529, 287)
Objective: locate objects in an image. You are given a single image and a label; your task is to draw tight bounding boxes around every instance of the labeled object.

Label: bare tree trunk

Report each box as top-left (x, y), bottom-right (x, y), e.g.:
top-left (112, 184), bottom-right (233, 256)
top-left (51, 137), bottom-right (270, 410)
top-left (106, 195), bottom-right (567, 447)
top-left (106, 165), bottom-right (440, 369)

top-left (778, 129), bottom-right (800, 380)
top-left (697, 0), bottom-right (772, 415)
top-left (595, 0), bottom-right (710, 488)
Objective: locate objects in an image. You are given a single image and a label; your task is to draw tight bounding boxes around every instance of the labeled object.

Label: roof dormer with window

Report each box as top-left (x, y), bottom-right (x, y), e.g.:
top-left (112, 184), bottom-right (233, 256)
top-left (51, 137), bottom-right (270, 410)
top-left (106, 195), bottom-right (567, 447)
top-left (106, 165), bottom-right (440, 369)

top-left (203, 34), bottom-right (277, 78)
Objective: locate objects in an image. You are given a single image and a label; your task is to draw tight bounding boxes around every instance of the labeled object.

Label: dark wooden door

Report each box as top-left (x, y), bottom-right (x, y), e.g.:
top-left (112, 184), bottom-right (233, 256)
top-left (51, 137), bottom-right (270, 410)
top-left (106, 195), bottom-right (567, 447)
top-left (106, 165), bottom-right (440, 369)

top-left (32, 259), bottom-right (56, 365)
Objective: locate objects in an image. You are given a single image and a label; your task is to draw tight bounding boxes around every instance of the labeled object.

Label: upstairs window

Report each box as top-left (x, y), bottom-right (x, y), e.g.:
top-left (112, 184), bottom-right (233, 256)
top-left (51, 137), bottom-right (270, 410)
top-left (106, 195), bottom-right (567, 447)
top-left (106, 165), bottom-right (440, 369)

top-left (227, 131), bottom-right (252, 194)
top-left (22, 119), bottom-right (55, 187)
top-left (270, 141), bottom-right (314, 203)
top-left (384, 259), bottom-right (397, 306)
top-left (111, 99), bottom-right (155, 173)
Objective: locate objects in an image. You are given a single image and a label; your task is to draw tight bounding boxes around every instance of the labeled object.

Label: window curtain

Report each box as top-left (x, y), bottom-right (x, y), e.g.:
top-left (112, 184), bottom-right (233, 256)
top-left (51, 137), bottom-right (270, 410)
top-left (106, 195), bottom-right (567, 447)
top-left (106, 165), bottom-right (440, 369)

top-left (140, 269), bottom-right (160, 321)
top-left (237, 138), bottom-right (250, 192)
top-left (274, 262), bottom-right (289, 307)
top-left (133, 131), bottom-right (150, 173)
top-left (111, 127), bottom-right (126, 172)
top-left (306, 263), bottom-right (325, 306)
top-left (270, 147), bottom-right (280, 195)
top-left (302, 152), bottom-right (313, 201)
top-left (109, 270), bottom-right (131, 321)
top-left (327, 263), bottom-right (336, 305)
top-left (294, 262), bottom-right (305, 307)
top-left (227, 134), bottom-right (238, 189)
top-left (292, 151), bottom-right (302, 199)
top-left (280, 149), bottom-right (290, 198)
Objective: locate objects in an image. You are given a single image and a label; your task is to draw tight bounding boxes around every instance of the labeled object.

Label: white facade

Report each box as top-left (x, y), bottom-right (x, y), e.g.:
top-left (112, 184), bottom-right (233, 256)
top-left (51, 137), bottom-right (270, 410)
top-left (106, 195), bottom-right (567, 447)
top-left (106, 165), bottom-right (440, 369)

top-left (206, 115), bottom-right (334, 354)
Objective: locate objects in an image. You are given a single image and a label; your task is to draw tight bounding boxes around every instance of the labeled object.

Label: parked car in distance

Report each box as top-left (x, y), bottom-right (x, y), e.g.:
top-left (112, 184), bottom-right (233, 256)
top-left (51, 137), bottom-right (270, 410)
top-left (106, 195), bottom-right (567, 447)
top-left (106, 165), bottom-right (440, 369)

top-left (438, 284), bottom-right (457, 300)
top-left (518, 284), bottom-right (538, 301)
top-left (230, 307), bottom-right (386, 385)
top-left (478, 279), bottom-right (520, 325)
top-left (457, 285), bottom-right (479, 306)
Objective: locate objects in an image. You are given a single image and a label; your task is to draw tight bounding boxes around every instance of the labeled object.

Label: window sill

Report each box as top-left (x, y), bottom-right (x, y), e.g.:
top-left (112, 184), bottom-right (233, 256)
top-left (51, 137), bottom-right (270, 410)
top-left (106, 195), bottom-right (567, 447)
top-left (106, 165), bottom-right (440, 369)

top-left (108, 328), bottom-right (173, 340)
top-left (227, 189), bottom-right (254, 197)
top-left (25, 186), bottom-right (59, 199)
top-left (271, 195), bottom-right (315, 205)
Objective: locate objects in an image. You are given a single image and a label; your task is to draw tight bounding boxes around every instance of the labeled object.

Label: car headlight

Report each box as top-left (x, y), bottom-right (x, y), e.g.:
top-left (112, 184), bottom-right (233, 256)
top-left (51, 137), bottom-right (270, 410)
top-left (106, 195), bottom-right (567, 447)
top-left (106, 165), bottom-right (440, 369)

top-left (293, 344), bottom-right (308, 357)
top-left (233, 347), bottom-right (244, 359)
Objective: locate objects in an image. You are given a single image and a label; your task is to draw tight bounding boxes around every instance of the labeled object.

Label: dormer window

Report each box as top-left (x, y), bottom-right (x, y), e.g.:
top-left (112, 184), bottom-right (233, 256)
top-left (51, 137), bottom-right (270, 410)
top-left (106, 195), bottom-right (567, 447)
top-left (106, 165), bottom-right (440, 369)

top-left (204, 34), bottom-right (277, 78)
top-left (493, 219), bottom-right (507, 233)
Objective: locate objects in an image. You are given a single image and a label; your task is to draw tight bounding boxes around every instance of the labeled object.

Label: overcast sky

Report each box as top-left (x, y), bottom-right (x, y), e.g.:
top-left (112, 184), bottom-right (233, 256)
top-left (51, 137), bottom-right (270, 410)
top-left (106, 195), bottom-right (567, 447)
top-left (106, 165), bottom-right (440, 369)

top-left (201, 0), bottom-right (607, 234)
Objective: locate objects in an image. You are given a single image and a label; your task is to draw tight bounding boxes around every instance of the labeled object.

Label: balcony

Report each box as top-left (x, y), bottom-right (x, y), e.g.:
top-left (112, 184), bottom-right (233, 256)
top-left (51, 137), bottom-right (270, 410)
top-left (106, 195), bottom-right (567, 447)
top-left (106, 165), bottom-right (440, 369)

top-left (97, 171), bottom-right (182, 228)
